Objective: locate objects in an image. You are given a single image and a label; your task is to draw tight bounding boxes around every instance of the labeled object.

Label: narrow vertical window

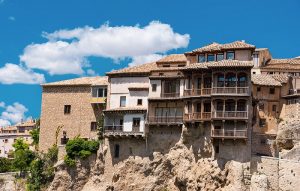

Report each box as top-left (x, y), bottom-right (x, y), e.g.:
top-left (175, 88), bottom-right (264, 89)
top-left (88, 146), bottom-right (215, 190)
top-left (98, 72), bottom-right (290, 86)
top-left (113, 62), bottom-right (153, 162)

top-left (114, 144), bottom-right (120, 158)
top-left (64, 105), bottom-right (71, 114)
top-left (152, 84), bottom-right (157, 92)
top-left (120, 96), bottom-right (126, 107)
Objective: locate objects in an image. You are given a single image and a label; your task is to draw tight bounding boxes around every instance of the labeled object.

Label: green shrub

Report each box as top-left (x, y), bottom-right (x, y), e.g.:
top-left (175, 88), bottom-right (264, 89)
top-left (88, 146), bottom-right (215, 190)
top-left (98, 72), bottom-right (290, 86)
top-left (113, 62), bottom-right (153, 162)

top-left (0, 157), bottom-right (14, 172)
top-left (64, 137), bottom-right (99, 166)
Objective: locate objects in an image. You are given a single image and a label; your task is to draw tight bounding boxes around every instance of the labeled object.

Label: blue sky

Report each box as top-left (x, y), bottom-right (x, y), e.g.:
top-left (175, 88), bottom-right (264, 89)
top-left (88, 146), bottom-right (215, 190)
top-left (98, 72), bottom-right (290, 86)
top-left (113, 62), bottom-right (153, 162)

top-left (0, 0), bottom-right (299, 126)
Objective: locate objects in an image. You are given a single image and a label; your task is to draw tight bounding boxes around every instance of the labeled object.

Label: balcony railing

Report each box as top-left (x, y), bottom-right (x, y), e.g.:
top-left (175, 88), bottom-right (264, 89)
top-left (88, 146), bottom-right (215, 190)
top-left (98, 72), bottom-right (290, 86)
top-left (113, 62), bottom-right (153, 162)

top-left (148, 116), bottom-right (183, 124)
top-left (288, 89), bottom-right (300, 95)
top-left (161, 92), bottom-right (180, 98)
top-left (212, 111), bottom-right (248, 119)
top-left (184, 112), bottom-right (212, 121)
top-left (211, 129), bottom-right (247, 139)
top-left (104, 125), bottom-right (143, 136)
top-left (212, 87), bottom-right (249, 95)
top-left (183, 88), bottom-right (212, 97)
top-left (104, 125), bottom-right (123, 132)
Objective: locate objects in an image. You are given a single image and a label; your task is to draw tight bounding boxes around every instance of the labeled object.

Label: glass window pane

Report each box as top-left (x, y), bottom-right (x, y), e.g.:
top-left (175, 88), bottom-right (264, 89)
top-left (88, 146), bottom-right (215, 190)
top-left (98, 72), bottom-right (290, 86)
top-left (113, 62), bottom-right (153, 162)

top-left (217, 53), bottom-right (224, 61)
top-left (207, 54), bottom-right (215, 62)
top-left (226, 51), bottom-right (235, 60)
top-left (198, 54), bottom-right (206, 62)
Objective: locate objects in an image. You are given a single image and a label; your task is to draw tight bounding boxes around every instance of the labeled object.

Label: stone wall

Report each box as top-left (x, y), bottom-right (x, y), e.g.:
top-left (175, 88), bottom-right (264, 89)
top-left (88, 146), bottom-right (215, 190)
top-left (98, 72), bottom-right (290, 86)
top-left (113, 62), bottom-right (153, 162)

top-left (251, 156), bottom-right (300, 191)
top-left (39, 86), bottom-right (103, 152)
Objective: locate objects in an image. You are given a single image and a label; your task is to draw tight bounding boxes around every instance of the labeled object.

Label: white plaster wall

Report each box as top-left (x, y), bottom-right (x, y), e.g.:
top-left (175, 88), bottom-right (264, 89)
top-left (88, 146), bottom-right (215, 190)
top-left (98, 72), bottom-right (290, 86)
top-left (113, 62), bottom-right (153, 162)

top-left (110, 77), bottom-right (149, 94)
top-left (128, 91), bottom-right (148, 108)
top-left (0, 135), bottom-right (32, 158)
top-left (235, 50), bottom-right (252, 61)
top-left (123, 114), bottom-right (145, 132)
top-left (149, 80), bottom-right (161, 98)
top-left (180, 79), bottom-right (185, 96)
top-left (110, 94), bottom-right (128, 109)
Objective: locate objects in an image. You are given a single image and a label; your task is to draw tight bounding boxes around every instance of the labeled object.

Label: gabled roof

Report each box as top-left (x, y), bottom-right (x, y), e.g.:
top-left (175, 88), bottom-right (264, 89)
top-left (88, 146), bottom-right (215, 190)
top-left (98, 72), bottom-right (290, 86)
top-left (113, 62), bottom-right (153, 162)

top-left (42, 76), bottom-right (108, 86)
top-left (189, 41), bottom-right (255, 54)
top-left (106, 62), bottom-right (157, 76)
top-left (261, 58), bottom-right (300, 70)
top-left (156, 54), bottom-right (187, 63)
top-left (183, 60), bottom-right (253, 70)
top-left (251, 74), bottom-right (288, 86)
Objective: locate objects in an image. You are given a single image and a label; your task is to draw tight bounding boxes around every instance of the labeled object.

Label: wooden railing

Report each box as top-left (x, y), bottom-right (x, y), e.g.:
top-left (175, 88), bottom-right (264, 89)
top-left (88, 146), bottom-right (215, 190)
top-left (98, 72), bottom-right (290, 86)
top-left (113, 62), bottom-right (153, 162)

top-left (211, 129), bottom-right (247, 138)
top-left (148, 116), bottom-right (183, 124)
top-left (212, 111), bottom-right (248, 119)
top-left (104, 125), bottom-right (123, 132)
top-left (183, 88), bottom-right (212, 96)
top-left (161, 92), bottom-right (180, 98)
top-left (212, 87), bottom-right (249, 95)
top-left (183, 112), bottom-right (211, 121)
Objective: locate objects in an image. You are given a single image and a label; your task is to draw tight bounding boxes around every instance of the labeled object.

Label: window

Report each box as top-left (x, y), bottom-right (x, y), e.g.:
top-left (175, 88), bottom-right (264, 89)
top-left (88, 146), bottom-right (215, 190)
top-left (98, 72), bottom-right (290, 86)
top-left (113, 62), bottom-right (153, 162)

top-left (120, 96), bottom-right (126, 107)
top-left (269, 87), bottom-right (275, 94)
top-left (207, 54), bottom-right (215, 62)
top-left (120, 119), bottom-right (123, 126)
top-left (18, 127), bottom-right (25, 133)
top-left (152, 84), bottom-right (157, 92)
top-left (260, 138), bottom-right (266, 145)
top-left (129, 147), bottom-right (133, 155)
top-left (137, 99), bottom-right (143, 106)
top-left (216, 53), bottom-right (224, 61)
top-left (272, 105), bottom-right (277, 112)
top-left (64, 105), bottom-right (71, 114)
top-left (198, 54), bottom-right (206, 62)
top-left (226, 51), bottom-right (235, 60)
top-left (259, 119), bottom-right (266, 127)
top-left (257, 86), bottom-right (261, 92)
top-left (91, 122), bottom-right (97, 131)
top-left (133, 118), bottom-right (140, 127)
top-left (215, 145), bottom-right (219, 154)
top-left (4, 139), bottom-right (8, 143)
top-left (92, 87), bottom-right (107, 97)
top-left (114, 144), bottom-right (120, 158)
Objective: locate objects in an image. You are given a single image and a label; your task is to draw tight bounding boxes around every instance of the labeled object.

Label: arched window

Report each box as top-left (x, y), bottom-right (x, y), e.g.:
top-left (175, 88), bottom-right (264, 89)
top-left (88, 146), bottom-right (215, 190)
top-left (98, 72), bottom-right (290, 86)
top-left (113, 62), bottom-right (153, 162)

top-left (216, 100), bottom-right (223, 111)
top-left (225, 73), bottom-right (237, 87)
top-left (238, 73), bottom-right (248, 87)
top-left (225, 99), bottom-right (235, 111)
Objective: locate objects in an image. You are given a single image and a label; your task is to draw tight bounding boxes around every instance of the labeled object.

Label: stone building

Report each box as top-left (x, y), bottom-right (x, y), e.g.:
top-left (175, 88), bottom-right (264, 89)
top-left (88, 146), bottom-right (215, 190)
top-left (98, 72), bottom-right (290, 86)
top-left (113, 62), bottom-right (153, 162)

top-left (251, 74), bottom-right (291, 156)
top-left (0, 120), bottom-right (36, 158)
top-left (39, 76), bottom-right (108, 152)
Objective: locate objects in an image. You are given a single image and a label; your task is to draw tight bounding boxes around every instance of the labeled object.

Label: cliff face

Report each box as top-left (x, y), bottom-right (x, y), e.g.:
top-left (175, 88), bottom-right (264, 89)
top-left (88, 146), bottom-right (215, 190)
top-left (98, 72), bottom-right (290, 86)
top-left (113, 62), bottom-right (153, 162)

top-left (48, 141), bottom-right (247, 191)
top-left (276, 119), bottom-right (300, 160)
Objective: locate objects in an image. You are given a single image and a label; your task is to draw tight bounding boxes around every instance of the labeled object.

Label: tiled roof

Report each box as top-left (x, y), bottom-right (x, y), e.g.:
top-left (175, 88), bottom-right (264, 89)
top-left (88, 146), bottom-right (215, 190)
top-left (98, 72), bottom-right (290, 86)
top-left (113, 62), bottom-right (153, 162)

top-left (271, 74), bottom-right (289, 84)
top-left (106, 62), bottom-right (157, 75)
top-left (16, 120), bottom-right (36, 127)
top-left (42, 76), bottom-right (108, 86)
top-left (1, 126), bottom-right (17, 131)
top-left (262, 58), bottom-right (300, 70)
top-left (156, 54), bottom-right (187, 63)
top-left (183, 60), bottom-right (253, 70)
top-left (190, 41), bottom-right (255, 53)
top-left (251, 74), bottom-right (284, 86)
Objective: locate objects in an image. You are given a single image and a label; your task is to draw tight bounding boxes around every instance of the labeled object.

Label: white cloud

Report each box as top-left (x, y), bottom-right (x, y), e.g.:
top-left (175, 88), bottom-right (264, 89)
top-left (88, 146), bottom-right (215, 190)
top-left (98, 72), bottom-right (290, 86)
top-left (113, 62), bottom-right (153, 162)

top-left (20, 21), bottom-right (190, 75)
top-left (0, 102), bottom-right (5, 108)
top-left (0, 63), bottom-right (45, 84)
top-left (0, 102), bottom-right (29, 127)
top-left (129, 54), bottom-right (164, 67)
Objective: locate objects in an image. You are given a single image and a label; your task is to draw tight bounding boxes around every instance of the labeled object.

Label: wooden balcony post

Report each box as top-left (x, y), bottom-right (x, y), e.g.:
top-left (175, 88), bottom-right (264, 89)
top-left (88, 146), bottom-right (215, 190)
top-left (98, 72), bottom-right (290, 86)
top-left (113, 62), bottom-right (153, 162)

top-left (235, 99), bottom-right (237, 118)
top-left (223, 99), bottom-right (225, 117)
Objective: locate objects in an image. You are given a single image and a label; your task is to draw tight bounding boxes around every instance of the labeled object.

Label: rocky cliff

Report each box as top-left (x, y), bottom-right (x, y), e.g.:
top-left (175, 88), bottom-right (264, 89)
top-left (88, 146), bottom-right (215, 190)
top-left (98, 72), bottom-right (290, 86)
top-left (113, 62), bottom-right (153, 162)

top-left (48, 141), bottom-right (248, 191)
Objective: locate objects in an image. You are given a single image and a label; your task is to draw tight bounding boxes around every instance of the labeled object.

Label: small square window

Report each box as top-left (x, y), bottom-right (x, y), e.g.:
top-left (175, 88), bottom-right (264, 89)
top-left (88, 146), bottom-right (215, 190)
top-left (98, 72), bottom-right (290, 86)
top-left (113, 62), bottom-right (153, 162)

top-left (4, 139), bottom-right (8, 143)
top-left (91, 122), bottom-right (97, 131)
top-left (137, 99), bottom-right (142, 106)
top-left (133, 118), bottom-right (140, 127)
top-left (152, 84), bottom-right (157, 92)
top-left (64, 105), bottom-right (71, 114)
top-left (226, 51), bottom-right (235, 60)
top-left (269, 87), bottom-right (275, 94)
top-left (257, 87), bottom-right (261, 92)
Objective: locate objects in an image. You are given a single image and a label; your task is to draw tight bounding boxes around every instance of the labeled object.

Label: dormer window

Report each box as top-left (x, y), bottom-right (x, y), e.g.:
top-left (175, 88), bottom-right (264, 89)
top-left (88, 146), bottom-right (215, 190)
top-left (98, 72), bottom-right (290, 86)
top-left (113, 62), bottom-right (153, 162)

top-left (207, 54), bottom-right (215, 62)
top-left (226, 51), bottom-right (235, 60)
top-left (198, 54), bottom-right (205, 63)
top-left (216, 53), bottom-right (224, 61)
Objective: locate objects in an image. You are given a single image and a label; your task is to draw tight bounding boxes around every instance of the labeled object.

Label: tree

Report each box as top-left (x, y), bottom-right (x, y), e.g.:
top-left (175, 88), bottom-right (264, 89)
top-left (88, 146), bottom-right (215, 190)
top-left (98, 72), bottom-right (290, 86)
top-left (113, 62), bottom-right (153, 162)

top-left (97, 98), bottom-right (106, 142)
top-left (30, 127), bottom-right (40, 151)
top-left (12, 139), bottom-right (35, 176)
top-left (0, 157), bottom-right (13, 172)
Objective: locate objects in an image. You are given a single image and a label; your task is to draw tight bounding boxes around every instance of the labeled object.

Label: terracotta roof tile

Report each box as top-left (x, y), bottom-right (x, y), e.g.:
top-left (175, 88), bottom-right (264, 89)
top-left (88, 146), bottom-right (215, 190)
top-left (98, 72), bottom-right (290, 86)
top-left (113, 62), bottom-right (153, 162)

top-left (262, 58), bottom-right (300, 70)
top-left (183, 60), bottom-right (253, 70)
top-left (42, 76), bottom-right (108, 86)
top-left (191, 41), bottom-right (255, 53)
top-left (106, 62), bottom-right (157, 75)
top-left (251, 74), bottom-right (283, 86)
top-left (271, 74), bottom-right (290, 84)
top-left (156, 54), bottom-right (187, 63)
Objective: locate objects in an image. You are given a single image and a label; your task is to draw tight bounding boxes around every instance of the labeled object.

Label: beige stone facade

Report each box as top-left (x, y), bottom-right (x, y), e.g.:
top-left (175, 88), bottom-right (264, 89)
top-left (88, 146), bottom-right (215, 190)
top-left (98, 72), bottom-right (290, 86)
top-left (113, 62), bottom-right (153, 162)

top-left (39, 77), bottom-right (108, 151)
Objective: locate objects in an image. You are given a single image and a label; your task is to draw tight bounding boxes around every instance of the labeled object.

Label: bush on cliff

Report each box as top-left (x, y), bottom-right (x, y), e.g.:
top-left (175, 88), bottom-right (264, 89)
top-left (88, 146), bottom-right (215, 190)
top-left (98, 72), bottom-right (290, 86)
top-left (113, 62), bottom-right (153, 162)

top-left (64, 137), bottom-right (99, 166)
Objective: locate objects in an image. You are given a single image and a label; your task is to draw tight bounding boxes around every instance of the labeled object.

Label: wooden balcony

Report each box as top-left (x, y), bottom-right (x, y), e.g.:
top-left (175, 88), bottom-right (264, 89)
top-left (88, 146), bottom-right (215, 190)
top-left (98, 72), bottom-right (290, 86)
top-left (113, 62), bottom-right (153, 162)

top-left (183, 112), bottom-right (211, 121)
top-left (147, 116), bottom-right (183, 125)
top-left (211, 129), bottom-right (247, 139)
top-left (212, 87), bottom-right (249, 95)
top-left (183, 88), bottom-right (212, 97)
top-left (212, 111), bottom-right (248, 120)
top-left (104, 125), bottom-right (143, 137)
